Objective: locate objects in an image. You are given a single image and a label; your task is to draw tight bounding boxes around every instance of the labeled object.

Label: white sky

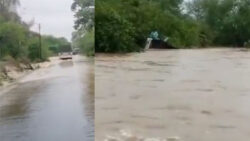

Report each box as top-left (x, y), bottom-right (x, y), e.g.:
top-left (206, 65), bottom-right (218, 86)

top-left (18, 0), bottom-right (75, 41)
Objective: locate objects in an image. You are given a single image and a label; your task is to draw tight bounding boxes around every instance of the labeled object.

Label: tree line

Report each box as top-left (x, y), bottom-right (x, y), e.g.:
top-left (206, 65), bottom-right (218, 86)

top-left (96, 0), bottom-right (250, 53)
top-left (0, 0), bottom-right (71, 62)
top-left (71, 0), bottom-right (94, 56)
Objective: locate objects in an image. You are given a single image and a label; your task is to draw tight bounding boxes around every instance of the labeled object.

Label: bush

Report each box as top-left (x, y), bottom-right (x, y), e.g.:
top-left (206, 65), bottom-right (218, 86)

top-left (0, 22), bottom-right (28, 59)
top-left (96, 2), bottom-right (139, 53)
top-left (80, 29), bottom-right (95, 56)
top-left (28, 37), bottom-right (51, 62)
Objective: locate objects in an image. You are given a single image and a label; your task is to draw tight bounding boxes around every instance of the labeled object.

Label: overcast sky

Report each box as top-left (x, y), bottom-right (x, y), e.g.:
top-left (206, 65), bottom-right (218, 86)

top-left (18, 0), bottom-right (75, 41)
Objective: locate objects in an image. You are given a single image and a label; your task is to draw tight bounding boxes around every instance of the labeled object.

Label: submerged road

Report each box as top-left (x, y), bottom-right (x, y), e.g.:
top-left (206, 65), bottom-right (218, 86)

top-left (0, 56), bottom-right (94, 141)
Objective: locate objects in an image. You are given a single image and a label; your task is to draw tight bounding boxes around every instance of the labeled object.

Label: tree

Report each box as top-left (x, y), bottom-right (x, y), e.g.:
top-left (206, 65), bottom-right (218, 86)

top-left (72, 0), bottom-right (94, 56)
top-left (187, 0), bottom-right (250, 46)
top-left (95, 0), bottom-right (203, 52)
top-left (72, 0), bottom-right (94, 31)
top-left (96, 3), bottom-right (138, 52)
top-left (0, 22), bottom-right (27, 59)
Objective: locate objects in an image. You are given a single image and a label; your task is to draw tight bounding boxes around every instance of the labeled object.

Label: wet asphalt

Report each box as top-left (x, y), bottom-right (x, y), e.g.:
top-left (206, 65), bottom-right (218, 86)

top-left (0, 56), bottom-right (94, 141)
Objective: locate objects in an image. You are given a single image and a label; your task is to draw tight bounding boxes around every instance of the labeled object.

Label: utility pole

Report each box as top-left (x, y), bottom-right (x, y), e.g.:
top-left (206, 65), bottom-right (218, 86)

top-left (38, 24), bottom-right (42, 60)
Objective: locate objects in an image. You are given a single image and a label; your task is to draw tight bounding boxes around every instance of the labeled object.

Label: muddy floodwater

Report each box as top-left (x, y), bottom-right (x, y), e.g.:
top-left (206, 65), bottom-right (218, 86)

top-left (96, 48), bottom-right (250, 141)
top-left (0, 56), bottom-right (94, 141)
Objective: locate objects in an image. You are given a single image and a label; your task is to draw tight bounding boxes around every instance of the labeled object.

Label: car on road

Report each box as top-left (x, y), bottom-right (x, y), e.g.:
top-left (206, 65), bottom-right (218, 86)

top-left (59, 52), bottom-right (73, 60)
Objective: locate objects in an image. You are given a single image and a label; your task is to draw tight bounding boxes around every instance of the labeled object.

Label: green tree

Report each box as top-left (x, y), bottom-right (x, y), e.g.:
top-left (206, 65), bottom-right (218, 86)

top-left (72, 0), bottom-right (94, 31)
top-left (96, 0), bottom-right (203, 52)
top-left (96, 3), bottom-right (137, 52)
top-left (0, 22), bottom-right (28, 59)
top-left (186, 0), bottom-right (250, 47)
top-left (43, 35), bottom-right (71, 54)
top-left (72, 0), bottom-right (94, 56)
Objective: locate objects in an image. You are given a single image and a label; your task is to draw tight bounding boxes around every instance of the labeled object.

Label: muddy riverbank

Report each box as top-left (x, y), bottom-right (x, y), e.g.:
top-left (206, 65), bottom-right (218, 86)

top-left (96, 48), bottom-right (250, 141)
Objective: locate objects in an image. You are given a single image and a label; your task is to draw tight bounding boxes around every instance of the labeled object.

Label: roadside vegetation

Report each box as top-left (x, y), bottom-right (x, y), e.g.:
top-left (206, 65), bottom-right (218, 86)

top-left (0, 0), bottom-right (71, 61)
top-left (96, 0), bottom-right (250, 52)
top-left (0, 0), bottom-right (71, 85)
top-left (72, 0), bottom-right (94, 56)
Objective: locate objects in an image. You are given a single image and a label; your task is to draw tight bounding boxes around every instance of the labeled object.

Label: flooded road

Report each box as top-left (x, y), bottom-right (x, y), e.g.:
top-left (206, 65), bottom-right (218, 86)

top-left (0, 56), bottom-right (94, 141)
top-left (96, 48), bottom-right (250, 141)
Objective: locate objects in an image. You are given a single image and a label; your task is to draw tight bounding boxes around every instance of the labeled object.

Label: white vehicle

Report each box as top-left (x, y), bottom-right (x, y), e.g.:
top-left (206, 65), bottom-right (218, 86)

top-left (59, 52), bottom-right (73, 60)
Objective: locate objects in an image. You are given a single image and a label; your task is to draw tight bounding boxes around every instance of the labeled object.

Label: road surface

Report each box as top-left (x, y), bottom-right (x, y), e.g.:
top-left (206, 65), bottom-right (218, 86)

top-left (0, 56), bottom-right (94, 141)
top-left (96, 48), bottom-right (250, 141)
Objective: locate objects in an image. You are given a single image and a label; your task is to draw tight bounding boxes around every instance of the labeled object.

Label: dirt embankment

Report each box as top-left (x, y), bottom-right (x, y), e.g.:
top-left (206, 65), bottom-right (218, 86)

top-left (0, 58), bottom-right (54, 87)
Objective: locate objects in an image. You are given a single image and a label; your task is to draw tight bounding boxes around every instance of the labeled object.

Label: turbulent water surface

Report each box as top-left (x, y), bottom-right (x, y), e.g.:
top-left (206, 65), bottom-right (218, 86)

top-left (96, 48), bottom-right (250, 141)
top-left (0, 56), bottom-right (94, 141)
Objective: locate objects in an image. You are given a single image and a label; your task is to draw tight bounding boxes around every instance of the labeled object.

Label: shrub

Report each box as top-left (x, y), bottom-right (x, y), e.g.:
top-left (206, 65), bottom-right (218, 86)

top-left (96, 2), bottom-right (139, 53)
top-left (0, 22), bottom-right (28, 59)
top-left (80, 29), bottom-right (95, 56)
top-left (28, 37), bottom-right (51, 62)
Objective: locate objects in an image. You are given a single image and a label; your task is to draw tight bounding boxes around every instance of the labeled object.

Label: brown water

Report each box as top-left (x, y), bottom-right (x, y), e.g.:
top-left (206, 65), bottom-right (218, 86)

top-left (0, 56), bottom-right (94, 141)
top-left (95, 48), bottom-right (250, 141)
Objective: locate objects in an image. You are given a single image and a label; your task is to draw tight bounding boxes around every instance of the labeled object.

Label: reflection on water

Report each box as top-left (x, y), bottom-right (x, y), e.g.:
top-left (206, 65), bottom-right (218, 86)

top-left (82, 58), bottom-right (94, 118)
top-left (96, 48), bottom-right (250, 141)
top-left (0, 56), bottom-right (94, 141)
top-left (59, 60), bottom-right (74, 68)
top-left (80, 58), bottom-right (95, 138)
top-left (0, 80), bottom-right (45, 121)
